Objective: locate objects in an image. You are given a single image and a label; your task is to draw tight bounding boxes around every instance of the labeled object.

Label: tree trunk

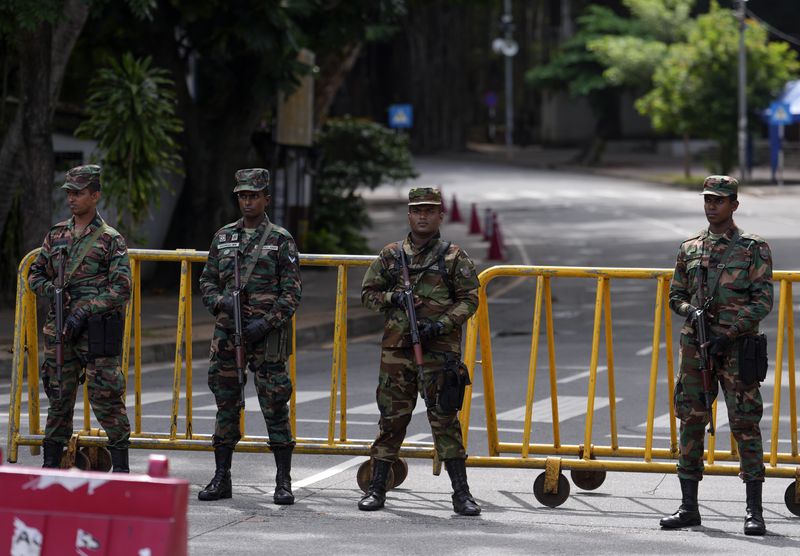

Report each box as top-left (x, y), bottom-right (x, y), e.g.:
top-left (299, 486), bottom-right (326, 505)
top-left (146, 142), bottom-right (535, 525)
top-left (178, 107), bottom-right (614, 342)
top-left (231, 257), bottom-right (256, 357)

top-left (683, 133), bottom-right (691, 178)
top-left (150, 4), bottom-right (272, 250)
top-left (314, 42), bottom-right (363, 130)
top-left (0, 0), bottom-right (90, 242)
top-left (19, 23), bottom-right (54, 255)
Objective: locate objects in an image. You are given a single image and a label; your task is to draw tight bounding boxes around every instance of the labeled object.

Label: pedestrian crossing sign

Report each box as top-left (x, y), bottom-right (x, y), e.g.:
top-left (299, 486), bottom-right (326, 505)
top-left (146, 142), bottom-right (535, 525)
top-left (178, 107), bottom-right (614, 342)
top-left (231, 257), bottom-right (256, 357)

top-left (388, 104), bottom-right (413, 129)
top-left (769, 101), bottom-right (792, 125)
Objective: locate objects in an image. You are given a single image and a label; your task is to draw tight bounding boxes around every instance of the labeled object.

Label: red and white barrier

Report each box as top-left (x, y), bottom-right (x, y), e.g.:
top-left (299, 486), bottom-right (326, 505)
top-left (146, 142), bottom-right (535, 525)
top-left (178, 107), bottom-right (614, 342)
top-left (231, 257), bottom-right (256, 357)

top-left (0, 452), bottom-right (188, 556)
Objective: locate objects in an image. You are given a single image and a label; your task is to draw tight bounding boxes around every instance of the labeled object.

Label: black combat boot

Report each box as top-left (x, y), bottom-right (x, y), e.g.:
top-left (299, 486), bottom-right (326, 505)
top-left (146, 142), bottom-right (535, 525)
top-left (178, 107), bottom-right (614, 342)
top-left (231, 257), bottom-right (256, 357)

top-left (272, 446), bottom-right (294, 505)
top-left (198, 447), bottom-right (233, 501)
top-left (445, 458), bottom-right (481, 516)
top-left (42, 441), bottom-right (64, 469)
top-left (660, 478), bottom-right (701, 528)
top-left (744, 481), bottom-right (766, 536)
top-left (108, 447), bottom-right (129, 473)
top-left (358, 459), bottom-right (392, 511)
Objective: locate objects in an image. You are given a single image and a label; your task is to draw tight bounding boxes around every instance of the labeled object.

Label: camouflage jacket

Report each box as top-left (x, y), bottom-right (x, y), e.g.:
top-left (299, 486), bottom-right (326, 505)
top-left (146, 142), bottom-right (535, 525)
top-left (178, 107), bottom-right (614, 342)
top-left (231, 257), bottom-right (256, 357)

top-left (29, 213), bottom-right (131, 336)
top-left (199, 214), bottom-right (302, 331)
top-left (669, 224), bottom-right (773, 338)
top-left (361, 233), bottom-right (479, 352)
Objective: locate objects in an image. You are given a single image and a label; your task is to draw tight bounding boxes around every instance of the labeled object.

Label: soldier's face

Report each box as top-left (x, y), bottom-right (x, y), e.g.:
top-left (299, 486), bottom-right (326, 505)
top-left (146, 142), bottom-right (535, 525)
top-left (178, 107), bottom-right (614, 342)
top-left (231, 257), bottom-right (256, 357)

top-left (237, 191), bottom-right (270, 218)
top-left (66, 188), bottom-right (100, 217)
top-left (704, 194), bottom-right (737, 226)
top-left (408, 205), bottom-right (443, 235)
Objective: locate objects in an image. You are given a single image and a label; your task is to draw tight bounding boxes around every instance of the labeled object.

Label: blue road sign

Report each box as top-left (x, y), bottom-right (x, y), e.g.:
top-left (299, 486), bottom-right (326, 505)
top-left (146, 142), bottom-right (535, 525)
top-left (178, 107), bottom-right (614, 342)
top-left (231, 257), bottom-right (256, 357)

top-left (388, 104), bottom-right (413, 129)
top-left (484, 91), bottom-right (498, 108)
top-left (769, 101), bottom-right (793, 125)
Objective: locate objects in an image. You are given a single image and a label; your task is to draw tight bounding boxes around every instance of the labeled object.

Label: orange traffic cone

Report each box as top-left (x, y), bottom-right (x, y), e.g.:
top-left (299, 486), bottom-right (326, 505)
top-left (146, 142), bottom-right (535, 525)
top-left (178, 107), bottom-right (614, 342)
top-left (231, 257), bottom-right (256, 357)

top-left (482, 208), bottom-right (492, 241)
top-left (450, 194), bottom-right (463, 223)
top-left (468, 203), bottom-right (482, 235)
top-left (487, 214), bottom-right (504, 260)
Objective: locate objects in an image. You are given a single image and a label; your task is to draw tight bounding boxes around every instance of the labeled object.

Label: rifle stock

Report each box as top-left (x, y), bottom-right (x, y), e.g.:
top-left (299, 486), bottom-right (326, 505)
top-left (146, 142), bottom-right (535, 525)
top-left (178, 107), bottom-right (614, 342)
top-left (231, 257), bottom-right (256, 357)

top-left (53, 251), bottom-right (66, 400)
top-left (232, 248), bottom-right (246, 409)
top-left (398, 248), bottom-right (427, 405)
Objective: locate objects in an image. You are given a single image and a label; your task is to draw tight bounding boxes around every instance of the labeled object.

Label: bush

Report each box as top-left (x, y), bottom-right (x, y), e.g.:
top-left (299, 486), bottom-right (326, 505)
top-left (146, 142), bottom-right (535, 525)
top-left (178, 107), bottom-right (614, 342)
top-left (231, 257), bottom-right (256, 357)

top-left (307, 117), bottom-right (417, 254)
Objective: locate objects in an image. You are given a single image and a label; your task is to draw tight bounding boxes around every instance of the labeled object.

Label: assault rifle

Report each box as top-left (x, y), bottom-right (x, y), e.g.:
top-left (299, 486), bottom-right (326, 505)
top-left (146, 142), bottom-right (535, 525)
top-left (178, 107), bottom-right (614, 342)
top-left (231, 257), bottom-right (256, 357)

top-left (53, 251), bottom-right (66, 400)
top-left (232, 248), bottom-right (246, 409)
top-left (694, 276), bottom-right (716, 436)
top-left (397, 248), bottom-right (427, 405)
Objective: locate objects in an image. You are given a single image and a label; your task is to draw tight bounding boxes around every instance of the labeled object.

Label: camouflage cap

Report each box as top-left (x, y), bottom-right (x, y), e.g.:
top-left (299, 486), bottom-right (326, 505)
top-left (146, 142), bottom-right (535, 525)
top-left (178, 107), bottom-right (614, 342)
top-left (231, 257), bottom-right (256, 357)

top-left (61, 164), bottom-right (101, 191)
top-left (701, 175), bottom-right (738, 197)
top-left (408, 187), bottom-right (442, 206)
top-left (233, 168), bottom-right (270, 193)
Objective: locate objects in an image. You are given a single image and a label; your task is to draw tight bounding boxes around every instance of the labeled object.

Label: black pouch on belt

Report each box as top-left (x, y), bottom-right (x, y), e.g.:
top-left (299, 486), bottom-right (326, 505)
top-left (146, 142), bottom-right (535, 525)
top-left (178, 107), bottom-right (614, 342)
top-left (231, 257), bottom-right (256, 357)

top-left (436, 355), bottom-right (472, 414)
top-left (738, 333), bottom-right (768, 385)
top-left (87, 311), bottom-right (124, 358)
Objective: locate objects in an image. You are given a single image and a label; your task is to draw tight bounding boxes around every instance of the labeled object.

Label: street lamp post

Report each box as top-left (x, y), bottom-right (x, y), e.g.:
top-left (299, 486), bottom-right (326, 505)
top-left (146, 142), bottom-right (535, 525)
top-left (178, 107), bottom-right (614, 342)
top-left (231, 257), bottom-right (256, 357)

top-left (737, 0), bottom-right (748, 182)
top-left (503, 0), bottom-right (513, 158)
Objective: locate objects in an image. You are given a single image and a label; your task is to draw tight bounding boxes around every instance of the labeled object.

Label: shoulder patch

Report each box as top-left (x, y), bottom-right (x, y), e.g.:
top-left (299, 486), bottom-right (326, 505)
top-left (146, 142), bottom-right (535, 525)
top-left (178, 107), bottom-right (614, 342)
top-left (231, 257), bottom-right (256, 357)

top-left (758, 244), bottom-right (771, 261)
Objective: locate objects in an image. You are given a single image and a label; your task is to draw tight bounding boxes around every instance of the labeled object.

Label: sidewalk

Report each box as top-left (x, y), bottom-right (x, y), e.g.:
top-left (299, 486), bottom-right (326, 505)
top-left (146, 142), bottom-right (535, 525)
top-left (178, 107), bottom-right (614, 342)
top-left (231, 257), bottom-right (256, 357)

top-left (461, 141), bottom-right (800, 191)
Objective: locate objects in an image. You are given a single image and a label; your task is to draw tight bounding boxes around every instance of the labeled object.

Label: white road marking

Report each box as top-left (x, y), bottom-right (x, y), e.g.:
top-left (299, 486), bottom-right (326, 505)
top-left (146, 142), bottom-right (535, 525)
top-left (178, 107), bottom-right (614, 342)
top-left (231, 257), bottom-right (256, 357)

top-left (194, 390), bottom-right (330, 412)
top-left (290, 432), bottom-right (431, 491)
top-left (496, 395), bottom-right (616, 423)
top-left (347, 393), bottom-right (483, 416)
top-left (636, 342), bottom-right (666, 356)
top-left (640, 403), bottom-right (774, 432)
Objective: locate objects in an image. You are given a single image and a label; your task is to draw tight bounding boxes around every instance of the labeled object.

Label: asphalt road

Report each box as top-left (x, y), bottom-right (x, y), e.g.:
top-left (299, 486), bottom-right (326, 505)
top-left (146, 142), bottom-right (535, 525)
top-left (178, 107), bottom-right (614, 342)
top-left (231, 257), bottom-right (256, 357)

top-left (4, 156), bottom-right (800, 554)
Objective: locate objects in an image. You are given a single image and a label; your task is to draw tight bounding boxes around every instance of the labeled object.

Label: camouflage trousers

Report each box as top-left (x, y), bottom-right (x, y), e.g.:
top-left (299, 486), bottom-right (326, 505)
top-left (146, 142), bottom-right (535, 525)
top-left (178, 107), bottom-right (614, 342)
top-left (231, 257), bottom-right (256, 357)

top-left (370, 348), bottom-right (466, 462)
top-left (675, 333), bottom-right (765, 482)
top-left (41, 332), bottom-right (130, 449)
top-left (209, 354), bottom-right (294, 449)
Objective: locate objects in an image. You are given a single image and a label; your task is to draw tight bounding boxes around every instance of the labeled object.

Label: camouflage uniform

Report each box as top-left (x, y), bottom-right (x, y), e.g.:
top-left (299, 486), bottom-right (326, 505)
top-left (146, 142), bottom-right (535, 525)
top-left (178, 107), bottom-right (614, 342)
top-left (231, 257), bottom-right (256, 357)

top-left (669, 179), bottom-right (773, 483)
top-left (28, 165), bottom-right (132, 454)
top-left (361, 204), bottom-right (479, 463)
top-left (199, 171), bottom-right (302, 450)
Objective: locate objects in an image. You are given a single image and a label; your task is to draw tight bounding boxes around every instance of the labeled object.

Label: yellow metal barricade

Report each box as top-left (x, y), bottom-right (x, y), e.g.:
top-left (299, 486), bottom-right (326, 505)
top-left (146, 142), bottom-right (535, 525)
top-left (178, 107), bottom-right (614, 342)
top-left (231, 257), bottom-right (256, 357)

top-left (6, 249), bottom-right (437, 468)
top-left (460, 265), bottom-right (800, 510)
top-left (7, 251), bottom-right (800, 512)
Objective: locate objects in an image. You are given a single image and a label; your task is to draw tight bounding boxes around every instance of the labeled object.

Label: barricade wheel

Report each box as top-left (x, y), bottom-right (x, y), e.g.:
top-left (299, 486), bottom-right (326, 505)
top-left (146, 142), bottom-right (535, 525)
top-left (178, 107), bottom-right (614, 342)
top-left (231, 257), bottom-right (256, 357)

top-left (391, 458), bottom-right (409, 488)
top-left (80, 446), bottom-right (112, 472)
top-left (784, 482), bottom-right (800, 517)
top-left (356, 460), bottom-right (396, 493)
top-left (533, 472), bottom-right (570, 508)
top-left (570, 469), bottom-right (606, 491)
top-left (61, 450), bottom-right (92, 471)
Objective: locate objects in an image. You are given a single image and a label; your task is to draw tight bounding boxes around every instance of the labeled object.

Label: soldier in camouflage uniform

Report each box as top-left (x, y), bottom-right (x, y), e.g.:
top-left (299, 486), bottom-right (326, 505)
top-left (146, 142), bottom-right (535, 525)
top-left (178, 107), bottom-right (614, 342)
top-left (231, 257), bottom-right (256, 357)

top-left (359, 187), bottom-right (481, 516)
top-left (662, 176), bottom-right (772, 535)
top-left (198, 168), bottom-right (302, 505)
top-left (28, 165), bottom-right (132, 472)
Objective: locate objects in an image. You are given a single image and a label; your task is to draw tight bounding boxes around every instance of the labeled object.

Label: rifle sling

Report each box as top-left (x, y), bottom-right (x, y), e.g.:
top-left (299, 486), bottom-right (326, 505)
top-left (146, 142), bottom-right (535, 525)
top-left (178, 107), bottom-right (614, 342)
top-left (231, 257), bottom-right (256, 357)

top-left (704, 229), bottom-right (740, 302)
top-left (65, 221), bottom-right (109, 285)
top-left (240, 221), bottom-right (274, 288)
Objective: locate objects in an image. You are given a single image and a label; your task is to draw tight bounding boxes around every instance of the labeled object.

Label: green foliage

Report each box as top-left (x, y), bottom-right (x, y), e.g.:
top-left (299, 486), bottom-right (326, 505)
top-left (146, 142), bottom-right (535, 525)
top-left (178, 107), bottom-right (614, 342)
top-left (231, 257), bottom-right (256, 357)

top-left (307, 117), bottom-right (417, 254)
top-left (587, 0), bottom-right (694, 89)
top-left (0, 0), bottom-right (63, 33)
top-left (75, 53), bottom-right (183, 240)
top-left (527, 5), bottom-right (637, 97)
top-left (636, 3), bottom-right (800, 173)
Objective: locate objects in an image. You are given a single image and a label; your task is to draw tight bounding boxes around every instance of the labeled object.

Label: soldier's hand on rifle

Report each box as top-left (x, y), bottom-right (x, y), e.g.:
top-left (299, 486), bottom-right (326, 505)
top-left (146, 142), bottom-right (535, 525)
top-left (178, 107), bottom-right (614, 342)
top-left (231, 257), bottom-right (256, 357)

top-left (217, 295), bottom-right (235, 317)
top-left (418, 319), bottom-right (445, 341)
top-left (243, 318), bottom-right (271, 344)
top-left (63, 306), bottom-right (90, 342)
top-left (705, 335), bottom-right (731, 356)
top-left (390, 292), bottom-right (407, 308)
